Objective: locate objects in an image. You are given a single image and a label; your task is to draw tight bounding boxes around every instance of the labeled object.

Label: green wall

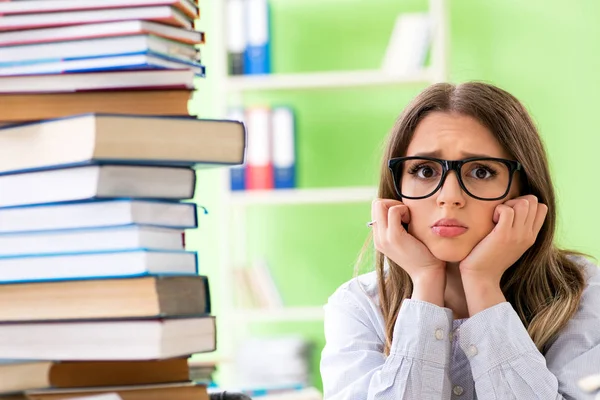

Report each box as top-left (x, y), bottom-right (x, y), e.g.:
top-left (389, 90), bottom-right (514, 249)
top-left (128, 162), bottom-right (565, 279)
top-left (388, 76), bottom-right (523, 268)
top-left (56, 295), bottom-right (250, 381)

top-left (189, 0), bottom-right (600, 391)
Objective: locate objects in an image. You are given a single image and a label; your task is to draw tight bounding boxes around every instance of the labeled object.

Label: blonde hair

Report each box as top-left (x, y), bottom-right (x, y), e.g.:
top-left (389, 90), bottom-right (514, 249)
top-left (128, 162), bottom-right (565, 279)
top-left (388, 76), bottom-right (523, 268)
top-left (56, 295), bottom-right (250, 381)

top-left (363, 82), bottom-right (586, 356)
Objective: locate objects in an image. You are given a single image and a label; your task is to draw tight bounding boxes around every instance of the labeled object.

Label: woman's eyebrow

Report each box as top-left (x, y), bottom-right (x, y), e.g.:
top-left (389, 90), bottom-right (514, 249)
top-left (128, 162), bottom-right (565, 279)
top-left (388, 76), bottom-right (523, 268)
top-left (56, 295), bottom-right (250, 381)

top-left (410, 150), bottom-right (443, 157)
top-left (409, 151), bottom-right (495, 158)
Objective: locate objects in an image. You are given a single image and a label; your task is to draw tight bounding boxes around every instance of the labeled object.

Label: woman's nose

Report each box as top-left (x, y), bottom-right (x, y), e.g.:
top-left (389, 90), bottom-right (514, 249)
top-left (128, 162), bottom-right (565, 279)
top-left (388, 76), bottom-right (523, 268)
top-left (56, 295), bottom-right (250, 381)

top-left (436, 171), bottom-right (466, 207)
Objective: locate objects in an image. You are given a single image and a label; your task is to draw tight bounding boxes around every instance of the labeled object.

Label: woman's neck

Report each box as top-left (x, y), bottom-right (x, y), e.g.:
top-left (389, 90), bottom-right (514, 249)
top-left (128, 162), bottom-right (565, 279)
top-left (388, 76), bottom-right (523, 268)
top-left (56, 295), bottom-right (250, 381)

top-left (444, 262), bottom-right (470, 319)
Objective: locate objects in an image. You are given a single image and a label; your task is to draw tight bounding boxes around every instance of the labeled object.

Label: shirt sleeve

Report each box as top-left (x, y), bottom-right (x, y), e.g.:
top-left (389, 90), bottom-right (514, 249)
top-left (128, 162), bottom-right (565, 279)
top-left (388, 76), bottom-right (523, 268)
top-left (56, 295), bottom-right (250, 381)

top-left (320, 286), bottom-right (455, 400)
top-left (457, 301), bottom-right (599, 400)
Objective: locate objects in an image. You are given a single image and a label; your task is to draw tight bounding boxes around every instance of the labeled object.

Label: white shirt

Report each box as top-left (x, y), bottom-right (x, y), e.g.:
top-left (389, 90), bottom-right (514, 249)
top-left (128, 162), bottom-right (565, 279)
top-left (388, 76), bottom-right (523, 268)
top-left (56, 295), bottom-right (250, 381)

top-left (320, 257), bottom-right (600, 399)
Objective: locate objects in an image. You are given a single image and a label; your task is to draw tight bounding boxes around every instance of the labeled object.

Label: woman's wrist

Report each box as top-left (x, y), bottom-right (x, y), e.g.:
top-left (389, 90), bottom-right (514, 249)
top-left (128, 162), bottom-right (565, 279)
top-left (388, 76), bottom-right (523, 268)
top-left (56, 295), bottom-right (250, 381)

top-left (411, 269), bottom-right (446, 307)
top-left (461, 274), bottom-right (506, 316)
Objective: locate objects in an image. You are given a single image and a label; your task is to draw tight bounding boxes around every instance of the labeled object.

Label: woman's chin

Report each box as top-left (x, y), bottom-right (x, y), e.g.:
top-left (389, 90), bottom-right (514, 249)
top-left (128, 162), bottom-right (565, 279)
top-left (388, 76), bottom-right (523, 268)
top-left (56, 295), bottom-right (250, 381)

top-left (428, 243), bottom-right (472, 264)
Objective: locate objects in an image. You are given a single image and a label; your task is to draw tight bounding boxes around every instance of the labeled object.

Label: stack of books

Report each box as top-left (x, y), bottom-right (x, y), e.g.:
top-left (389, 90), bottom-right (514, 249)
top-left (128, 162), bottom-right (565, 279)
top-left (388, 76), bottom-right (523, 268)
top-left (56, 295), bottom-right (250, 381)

top-left (0, 2), bottom-right (248, 399)
top-left (0, 114), bottom-right (245, 399)
top-left (0, 0), bottom-right (206, 123)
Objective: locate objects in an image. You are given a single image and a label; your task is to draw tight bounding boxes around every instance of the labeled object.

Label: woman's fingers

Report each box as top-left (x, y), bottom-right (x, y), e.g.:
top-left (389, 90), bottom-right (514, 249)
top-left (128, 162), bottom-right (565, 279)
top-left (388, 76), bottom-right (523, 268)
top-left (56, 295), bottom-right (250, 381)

top-left (522, 195), bottom-right (539, 229)
top-left (494, 204), bottom-right (515, 232)
top-left (371, 199), bottom-right (388, 230)
top-left (511, 198), bottom-right (530, 228)
top-left (388, 204), bottom-right (410, 240)
top-left (371, 199), bottom-right (409, 252)
top-left (532, 203), bottom-right (548, 236)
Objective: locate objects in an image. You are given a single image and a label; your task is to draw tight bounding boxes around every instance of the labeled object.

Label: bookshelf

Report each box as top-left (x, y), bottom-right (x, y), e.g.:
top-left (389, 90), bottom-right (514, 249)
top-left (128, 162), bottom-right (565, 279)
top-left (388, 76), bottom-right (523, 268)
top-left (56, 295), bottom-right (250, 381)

top-left (210, 0), bottom-right (450, 390)
top-left (229, 186), bottom-right (377, 206)
top-left (224, 68), bottom-right (433, 91)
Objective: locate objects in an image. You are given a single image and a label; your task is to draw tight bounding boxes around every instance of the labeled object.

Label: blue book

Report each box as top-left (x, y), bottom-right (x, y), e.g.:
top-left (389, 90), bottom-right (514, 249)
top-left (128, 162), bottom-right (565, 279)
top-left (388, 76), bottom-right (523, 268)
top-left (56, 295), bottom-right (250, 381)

top-left (227, 107), bottom-right (247, 191)
top-left (0, 163), bottom-right (197, 209)
top-left (0, 52), bottom-right (206, 77)
top-left (0, 199), bottom-right (199, 234)
top-left (244, 0), bottom-right (271, 74)
top-left (0, 248), bottom-right (198, 284)
top-left (0, 224), bottom-right (187, 257)
top-left (0, 35), bottom-right (199, 67)
top-left (271, 106), bottom-right (296, 189)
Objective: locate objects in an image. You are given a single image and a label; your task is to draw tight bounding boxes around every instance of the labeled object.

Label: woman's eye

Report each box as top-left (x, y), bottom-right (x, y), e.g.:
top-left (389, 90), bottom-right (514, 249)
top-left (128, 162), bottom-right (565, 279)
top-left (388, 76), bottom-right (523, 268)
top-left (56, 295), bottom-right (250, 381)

top-left (471, 167), bottom-right (492, 179)
top-left (418, 166), bottom-right (436, 178)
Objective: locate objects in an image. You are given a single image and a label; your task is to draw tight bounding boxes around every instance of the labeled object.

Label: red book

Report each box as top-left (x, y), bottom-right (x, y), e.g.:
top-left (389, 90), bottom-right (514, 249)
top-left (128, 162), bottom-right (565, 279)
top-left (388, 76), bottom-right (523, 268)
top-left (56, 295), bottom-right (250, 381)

top-left (245, 106), bottom-right (273, 190)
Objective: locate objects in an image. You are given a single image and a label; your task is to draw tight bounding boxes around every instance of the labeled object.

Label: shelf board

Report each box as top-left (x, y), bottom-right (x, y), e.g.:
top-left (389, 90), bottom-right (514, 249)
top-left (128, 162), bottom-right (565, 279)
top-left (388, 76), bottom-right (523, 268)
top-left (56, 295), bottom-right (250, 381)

top-left (226, 68), bottom-right (432, 91)
top-left (228, 186), bottom-right (377, 206)
top-left (235, 306), bottom-right (325, 322)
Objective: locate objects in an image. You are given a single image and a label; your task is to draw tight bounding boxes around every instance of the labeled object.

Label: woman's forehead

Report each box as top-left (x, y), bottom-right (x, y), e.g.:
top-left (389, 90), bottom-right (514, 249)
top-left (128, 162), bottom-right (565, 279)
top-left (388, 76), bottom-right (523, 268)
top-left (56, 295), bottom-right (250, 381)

top-left (406, 112), bottom-right (512, 159)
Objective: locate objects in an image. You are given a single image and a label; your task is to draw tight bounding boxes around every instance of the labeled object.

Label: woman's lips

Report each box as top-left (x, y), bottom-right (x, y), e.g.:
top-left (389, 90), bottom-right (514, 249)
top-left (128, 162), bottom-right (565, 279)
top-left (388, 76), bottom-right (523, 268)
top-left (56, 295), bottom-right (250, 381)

top-left (432, 226), bottom-right (468, 237)
top-left (431, 218), bottom-right (468, 238)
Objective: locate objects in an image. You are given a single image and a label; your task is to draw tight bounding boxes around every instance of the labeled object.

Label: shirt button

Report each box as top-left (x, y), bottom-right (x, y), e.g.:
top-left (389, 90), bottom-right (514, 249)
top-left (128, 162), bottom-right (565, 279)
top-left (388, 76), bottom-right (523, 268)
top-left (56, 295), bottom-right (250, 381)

top-left (434, 328), bottom-right (444, 340)
top-left (450, 328), bottom-right (459, 341)
top-left (468, 344), bottom-right (478, 357)
top-left (453, 385), bottom-right (464, 396)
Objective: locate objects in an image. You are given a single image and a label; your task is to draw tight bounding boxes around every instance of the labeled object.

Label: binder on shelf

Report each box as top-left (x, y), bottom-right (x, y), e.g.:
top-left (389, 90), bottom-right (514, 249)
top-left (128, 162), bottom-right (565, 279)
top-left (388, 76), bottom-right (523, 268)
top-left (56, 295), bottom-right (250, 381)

top-left (228, 107), bottom-right (246, 191)
top-left (226, 0), bottom-right (246, 75)
top-left (381, 12), bottom-right (431, 75)
top-left (244, 0), bottom-right (271, 75)
top-left (245, 107), bottom-right (273, 190)
top-left (271, 106), bottom-right (296, 189)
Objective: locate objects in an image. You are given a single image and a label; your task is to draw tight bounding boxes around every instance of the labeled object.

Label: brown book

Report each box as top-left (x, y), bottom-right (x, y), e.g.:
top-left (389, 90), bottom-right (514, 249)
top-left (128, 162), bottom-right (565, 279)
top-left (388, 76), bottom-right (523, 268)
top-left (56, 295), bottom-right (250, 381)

top-left (0, 359), bottom-right (190, 393)
top-left (0, 90), bottom-right (192, 123)
top-left (0, 276), bottom-right (210, 322)
top-left (26, 382), bottom-right (208, 400)
top-left (0, 113), bottom-right (246, 174)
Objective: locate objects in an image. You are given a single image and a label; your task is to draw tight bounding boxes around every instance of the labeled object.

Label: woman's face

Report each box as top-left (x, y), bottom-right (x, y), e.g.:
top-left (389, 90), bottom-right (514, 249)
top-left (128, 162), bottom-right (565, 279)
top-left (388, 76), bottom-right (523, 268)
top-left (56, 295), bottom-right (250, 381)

top-left (403, 111), bottom-right (520, 263)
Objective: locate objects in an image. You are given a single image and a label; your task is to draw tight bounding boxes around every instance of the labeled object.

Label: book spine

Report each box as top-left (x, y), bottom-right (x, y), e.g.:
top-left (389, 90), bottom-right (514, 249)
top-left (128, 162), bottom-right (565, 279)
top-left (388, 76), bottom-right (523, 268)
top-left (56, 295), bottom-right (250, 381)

top-left (271, 106), bottom-right (296, 189)
top-left (245, 107), bottom-right (273, 190)
top-left (227, 108), bottom-right (246, 191)
top-left (244, 0), bottom-right (271, 75)
top-left (227, 0), bottom-right (246, 75)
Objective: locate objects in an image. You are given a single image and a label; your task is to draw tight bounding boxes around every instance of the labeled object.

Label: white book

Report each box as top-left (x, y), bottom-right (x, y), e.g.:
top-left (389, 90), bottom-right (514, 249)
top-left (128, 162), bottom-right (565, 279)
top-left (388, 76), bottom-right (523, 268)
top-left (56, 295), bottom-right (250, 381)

top-left (0, 52), bottom-right (205, 77)
top-left (0, 316), bottom-right (216, 360)
top-left (70, 395), bottom-right (123, 400)
top-left (0, 20), bottom-right (203, 47)
top-left (253, 260), bottom-right (284, 308)
top-left (0, 225), bottom-right (184, 256)
top-left (246, 107), bottom-right (271, 168)
top-left (381, 13), bottom-right (431, 75)
top-left (0, 6), bottom-right (192, 31)
top-left (0, 249), bottom-right (197, 283)
top-left (227, 0), bottom-right (246, 75)
top-left (0, 34), bottom-right (196, 65)
top-left (0, 199), bottom-right (197, 234)
top-left (0, 69), bottom-right (197, 94)
top-left (0, 164), bottom-right (196, 208)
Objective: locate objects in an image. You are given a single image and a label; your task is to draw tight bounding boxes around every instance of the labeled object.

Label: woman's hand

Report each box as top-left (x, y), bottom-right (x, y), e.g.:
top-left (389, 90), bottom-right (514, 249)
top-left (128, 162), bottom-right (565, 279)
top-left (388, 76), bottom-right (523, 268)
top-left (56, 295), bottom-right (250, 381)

top-left (459, 194), bottom-right (548, 315)
top-left (371, 199), bottom-right (446, 306)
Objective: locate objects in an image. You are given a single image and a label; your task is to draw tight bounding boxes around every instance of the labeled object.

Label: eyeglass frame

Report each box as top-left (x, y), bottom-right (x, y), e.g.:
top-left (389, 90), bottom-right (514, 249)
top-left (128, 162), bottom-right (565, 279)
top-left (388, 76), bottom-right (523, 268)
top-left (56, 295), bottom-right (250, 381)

top-left (388, 156), bottom-right (523, 201)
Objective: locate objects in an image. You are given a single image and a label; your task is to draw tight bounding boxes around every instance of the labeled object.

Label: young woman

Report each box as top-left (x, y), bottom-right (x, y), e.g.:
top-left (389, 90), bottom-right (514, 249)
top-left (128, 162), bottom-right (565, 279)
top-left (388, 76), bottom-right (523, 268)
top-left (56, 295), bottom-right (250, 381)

top-left (320, 82), bottom-right (600, 399)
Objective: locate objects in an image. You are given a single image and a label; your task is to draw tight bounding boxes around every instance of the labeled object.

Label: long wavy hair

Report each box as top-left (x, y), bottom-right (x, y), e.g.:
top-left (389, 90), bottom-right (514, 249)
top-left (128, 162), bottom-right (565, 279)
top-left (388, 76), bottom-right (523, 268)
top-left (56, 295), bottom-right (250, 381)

top-left (368, 82), bottom-right (586, 356)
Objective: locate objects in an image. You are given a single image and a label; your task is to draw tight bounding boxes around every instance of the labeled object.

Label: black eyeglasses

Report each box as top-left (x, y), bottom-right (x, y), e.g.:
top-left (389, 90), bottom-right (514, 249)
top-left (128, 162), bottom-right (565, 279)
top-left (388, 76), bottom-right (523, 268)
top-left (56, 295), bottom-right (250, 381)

top-left (388, 156), bottom-right (522, 201)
